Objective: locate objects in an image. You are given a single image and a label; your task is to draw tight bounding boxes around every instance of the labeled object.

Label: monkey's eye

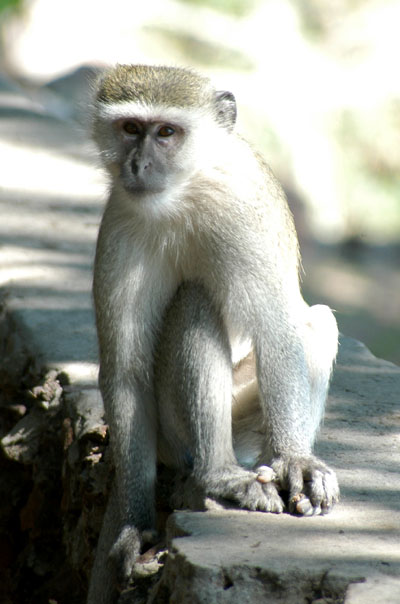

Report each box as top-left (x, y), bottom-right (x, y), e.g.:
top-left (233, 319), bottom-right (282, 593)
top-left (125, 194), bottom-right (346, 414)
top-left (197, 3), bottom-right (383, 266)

top-left (123, 121), bottom-right (140, 135)
top-left (157, 125), bottom-right (175, 137)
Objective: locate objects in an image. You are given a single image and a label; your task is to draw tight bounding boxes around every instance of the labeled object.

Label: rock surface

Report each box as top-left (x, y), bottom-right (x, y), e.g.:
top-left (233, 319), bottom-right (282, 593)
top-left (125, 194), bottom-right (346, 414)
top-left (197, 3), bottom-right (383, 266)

top-left (0, 70), bottom-right (399, 604)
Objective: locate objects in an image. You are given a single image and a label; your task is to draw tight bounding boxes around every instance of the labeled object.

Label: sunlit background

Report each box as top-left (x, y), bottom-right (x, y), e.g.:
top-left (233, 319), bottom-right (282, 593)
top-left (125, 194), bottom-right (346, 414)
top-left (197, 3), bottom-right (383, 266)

top-left (1, 0), bottom-right (399, 364)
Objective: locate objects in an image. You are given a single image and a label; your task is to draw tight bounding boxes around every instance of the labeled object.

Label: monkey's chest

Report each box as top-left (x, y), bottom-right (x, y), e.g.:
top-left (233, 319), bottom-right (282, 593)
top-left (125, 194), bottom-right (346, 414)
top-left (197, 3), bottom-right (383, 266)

top-left (161, 226), bottom-right (255, 364)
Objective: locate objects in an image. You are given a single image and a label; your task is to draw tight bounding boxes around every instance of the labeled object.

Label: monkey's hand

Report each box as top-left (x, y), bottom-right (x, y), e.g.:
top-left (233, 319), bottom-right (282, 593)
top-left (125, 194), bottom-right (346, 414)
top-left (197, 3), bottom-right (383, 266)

top-left (174, 465), bottom-right (285, 513)
top-left (271, 456), bottom-right (339, 516)
top-left (109, 525), bottom-right (158, 591)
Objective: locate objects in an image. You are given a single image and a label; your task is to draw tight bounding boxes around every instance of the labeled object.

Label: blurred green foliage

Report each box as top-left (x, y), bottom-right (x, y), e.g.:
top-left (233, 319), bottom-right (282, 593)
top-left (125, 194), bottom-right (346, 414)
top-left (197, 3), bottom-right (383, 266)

top-left (0, 0), bottom-right (24, 14)
top-left (292, 0), bottom-right (373, 38)
top-left (148, 25), bottom-right (254, 70)
top-left (177, 0), bottom-right (257, 17)
top-left (334, 104), bottom-right (400, 241)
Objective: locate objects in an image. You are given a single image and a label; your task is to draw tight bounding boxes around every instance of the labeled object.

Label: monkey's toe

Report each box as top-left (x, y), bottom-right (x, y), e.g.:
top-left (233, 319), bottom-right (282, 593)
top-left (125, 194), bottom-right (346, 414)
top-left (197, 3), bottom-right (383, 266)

top-left (241, 479), bottom-right (284, 513)
top-left (109, 525), bottom-right (142, 590)
top-left (271, 455), bottom-right (339, 516)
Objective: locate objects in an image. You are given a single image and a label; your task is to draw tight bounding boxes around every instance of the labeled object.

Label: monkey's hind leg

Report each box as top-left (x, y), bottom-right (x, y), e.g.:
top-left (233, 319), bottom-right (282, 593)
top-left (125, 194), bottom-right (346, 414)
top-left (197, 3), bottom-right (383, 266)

top-left (154, 281), bottom-right (284, 513)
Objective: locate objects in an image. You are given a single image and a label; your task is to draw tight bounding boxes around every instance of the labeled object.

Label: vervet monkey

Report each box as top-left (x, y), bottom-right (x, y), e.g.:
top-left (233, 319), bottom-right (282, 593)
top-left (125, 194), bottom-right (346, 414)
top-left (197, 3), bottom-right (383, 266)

top-left (88, 64), bottom-right (339, 603)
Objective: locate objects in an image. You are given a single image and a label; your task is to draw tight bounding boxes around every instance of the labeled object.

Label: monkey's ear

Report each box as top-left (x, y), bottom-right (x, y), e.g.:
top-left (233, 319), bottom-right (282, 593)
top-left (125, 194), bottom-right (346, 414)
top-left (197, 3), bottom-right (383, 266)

top-left (215, 90), bottom-right (237, 131)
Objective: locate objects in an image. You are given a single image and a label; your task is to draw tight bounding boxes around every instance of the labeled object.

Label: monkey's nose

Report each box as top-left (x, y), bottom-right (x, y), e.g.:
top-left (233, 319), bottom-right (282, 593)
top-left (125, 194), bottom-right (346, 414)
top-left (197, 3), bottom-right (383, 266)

top-left (131, 159), bottom-right (152, 175)
top-left (131, 159), bottom-right (139, 176)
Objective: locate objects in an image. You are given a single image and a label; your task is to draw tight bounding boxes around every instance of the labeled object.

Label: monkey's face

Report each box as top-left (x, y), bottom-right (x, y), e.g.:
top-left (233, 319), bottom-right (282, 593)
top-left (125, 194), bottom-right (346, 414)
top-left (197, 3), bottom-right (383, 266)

top-left (93, 106), bottom-right (201, 197)
top-left (115, 117), bottom-right (189, 194)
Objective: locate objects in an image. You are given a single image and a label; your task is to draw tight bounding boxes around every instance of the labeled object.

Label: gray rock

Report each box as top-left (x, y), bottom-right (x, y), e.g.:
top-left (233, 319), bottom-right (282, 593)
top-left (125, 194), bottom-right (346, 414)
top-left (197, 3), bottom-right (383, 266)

top-left (1, 408), bottom-right (47, 463)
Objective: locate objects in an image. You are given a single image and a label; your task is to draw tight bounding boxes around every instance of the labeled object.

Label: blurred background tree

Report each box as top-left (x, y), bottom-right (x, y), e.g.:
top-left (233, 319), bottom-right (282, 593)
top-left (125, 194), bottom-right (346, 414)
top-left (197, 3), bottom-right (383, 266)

top-left (0, 0), bottom-right (399, 364)
top-left (0, 0), bottom-right (23, 13)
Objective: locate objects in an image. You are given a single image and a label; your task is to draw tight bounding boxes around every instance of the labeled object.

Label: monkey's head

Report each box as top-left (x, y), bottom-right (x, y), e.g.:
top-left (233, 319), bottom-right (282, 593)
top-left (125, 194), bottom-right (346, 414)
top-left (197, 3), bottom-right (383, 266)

top-left (92, 65), bottom-right (237, 197)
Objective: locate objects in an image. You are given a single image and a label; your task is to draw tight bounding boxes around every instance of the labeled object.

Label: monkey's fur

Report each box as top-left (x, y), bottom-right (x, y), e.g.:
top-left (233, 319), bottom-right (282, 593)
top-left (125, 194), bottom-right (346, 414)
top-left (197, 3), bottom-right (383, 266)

top-left (88, 64), bottom-right (339, 603)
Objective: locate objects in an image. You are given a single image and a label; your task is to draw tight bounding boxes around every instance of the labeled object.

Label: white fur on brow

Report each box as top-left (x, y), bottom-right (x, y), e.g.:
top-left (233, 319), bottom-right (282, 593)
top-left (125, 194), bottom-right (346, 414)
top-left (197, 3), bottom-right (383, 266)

top-left (97, 100), bottom-right (208, 128)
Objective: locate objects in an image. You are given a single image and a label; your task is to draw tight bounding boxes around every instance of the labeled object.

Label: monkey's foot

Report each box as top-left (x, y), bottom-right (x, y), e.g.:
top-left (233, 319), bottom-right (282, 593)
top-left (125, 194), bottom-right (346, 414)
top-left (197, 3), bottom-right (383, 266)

top-left (271, 455), bottom-right (339, 516)
top-left (109, 525), bottom-right (159, 591)
top-left (173, 465), bottom-right (284, 513)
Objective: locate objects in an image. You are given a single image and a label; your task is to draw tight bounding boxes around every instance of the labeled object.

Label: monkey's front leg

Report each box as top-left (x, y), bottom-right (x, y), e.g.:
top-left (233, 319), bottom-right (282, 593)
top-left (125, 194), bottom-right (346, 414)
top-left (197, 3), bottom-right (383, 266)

top-left (91, 285), bottom-right (164, 601)
top-left (88, 374), bottom-right (158, 603)
top-left (255, 305), bottom-right (339, 515)
top-left (155, 282), bottom-right (284, 513)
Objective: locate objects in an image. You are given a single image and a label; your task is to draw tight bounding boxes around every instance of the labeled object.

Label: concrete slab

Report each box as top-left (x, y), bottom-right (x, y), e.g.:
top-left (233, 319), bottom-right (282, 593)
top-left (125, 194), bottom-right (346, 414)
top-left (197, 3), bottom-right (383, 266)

top-left (0, 78), bottom-right (104, 386)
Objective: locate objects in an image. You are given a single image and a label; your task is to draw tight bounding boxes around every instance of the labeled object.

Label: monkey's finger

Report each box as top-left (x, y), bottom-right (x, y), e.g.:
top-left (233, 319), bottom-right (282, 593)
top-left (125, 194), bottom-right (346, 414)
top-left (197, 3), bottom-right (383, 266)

top-left (306, 468), bottom-right (325, 508)
top-left (259, 481), bottom-right (285, 513)
top-left (137, 540), bottom-right (165, 563)
top-left (256, 465), bottom-right (276, 484)
top-left (321, 469), bottom-right (340, 512)
top-left (286, 463), bottom-right (314, 515)
top-left (288, 493), bottom-right (314, 516)
top-left (305, 467), bottom-right (339, 514)
top-left (287, 461), bottom-right (305, 499)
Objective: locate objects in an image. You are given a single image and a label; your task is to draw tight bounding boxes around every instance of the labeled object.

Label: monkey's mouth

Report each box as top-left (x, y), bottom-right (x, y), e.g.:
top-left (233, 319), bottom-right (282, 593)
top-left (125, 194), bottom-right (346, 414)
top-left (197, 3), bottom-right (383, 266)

top-left (122, 179), bottom-right (166, 196)
top-left (123, 179), bottom-right (147, 194)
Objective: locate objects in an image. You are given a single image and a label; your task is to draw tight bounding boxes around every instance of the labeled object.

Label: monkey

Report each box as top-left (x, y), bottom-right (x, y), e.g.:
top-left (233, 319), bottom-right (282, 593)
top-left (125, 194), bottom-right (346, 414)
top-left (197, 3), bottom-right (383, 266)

top-left (88, 64), bottom-right (339, 603)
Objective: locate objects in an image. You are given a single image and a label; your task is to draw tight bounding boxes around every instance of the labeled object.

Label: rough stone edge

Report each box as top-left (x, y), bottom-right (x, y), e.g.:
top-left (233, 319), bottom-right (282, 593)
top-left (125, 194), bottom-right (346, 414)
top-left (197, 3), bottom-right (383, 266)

top-left (0, 292), bottom-right (42, 399)
top-left (0, 292), bottom-right (106, 602)
top-left (157, 511), bottom-right (400, 604)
